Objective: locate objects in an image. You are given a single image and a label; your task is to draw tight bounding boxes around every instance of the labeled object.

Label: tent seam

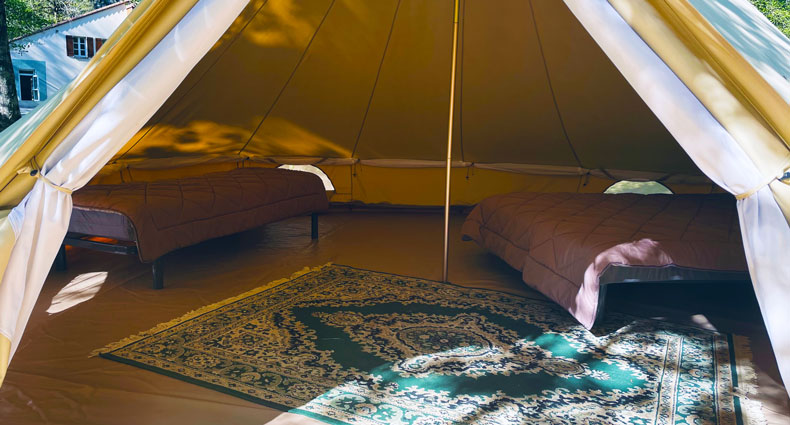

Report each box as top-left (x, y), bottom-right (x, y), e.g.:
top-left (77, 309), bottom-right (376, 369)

top-left (237, 0), bottom-right (338, 156)
top-left (528, 0), bottom-right (584, 169)
top-left (350, 0), bottom-right (404, 159)
top-left (113, 0), bottom-right (272, 163)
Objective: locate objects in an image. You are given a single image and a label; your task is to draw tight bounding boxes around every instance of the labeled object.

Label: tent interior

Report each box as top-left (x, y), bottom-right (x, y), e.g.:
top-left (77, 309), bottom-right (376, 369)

top-left (95, 0), bottom-right (709, 202)
top-left (1, 0), bottom-right (790, 423)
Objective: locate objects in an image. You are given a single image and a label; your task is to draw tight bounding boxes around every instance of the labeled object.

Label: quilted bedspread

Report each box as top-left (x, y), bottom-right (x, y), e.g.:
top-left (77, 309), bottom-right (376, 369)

top-left (71, 167), bottom-right (328, 262)
top-left (461, 192), bottom-right (748, 328)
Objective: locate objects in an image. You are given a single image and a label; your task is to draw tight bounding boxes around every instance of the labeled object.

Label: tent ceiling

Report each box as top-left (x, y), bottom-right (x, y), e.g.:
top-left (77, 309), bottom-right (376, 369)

top-left (112, 0), bottom-right (701, 175)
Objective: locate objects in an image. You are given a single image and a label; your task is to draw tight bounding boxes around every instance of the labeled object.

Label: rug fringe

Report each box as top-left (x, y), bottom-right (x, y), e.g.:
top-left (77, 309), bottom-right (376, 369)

top-left (90, 263), bottom-right (333, 357)
top-left (732, 335), bottom-right (766, 425)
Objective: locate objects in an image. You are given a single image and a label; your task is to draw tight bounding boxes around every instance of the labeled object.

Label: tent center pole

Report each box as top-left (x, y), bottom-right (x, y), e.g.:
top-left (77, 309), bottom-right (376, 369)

top-left (443, 0), bottom-right (461, 283)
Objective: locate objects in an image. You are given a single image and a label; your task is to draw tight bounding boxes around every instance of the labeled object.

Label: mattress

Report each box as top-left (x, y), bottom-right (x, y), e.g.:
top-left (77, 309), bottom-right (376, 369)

top-left (461, 192), bottom-right (748, 328)
top-left (69, 207), bottom-right (137, 242)
top-left (69, 167), bottom-right (328, 262)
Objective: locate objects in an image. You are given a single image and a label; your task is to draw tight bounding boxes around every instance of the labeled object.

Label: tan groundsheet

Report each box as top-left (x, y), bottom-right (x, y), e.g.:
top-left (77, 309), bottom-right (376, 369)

top-left (0, 212), bottom-right (787, 425)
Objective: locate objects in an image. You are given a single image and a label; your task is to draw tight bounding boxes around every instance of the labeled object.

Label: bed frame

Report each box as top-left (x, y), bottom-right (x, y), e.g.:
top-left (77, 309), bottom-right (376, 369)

top-left (55, 213), bottom-right (320, 290)
top-left (593, 264), bottom-right (751, 324)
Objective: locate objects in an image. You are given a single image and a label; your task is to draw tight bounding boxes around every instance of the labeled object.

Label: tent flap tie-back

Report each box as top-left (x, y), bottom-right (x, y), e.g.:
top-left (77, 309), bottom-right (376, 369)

top-left (15, 161), bottom-right (73, 196)
top-left (735, 164), bottom-right (790, 200)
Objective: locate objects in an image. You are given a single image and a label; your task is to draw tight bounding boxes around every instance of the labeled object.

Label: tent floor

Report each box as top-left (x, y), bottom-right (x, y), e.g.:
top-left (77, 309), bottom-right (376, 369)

top-left (1, 210), bottom-right (788, 424)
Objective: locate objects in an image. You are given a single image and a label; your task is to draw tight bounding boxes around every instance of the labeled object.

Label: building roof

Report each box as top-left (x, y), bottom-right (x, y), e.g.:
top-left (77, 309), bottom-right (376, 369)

top-left (10, 1), bottom-right (133, 43)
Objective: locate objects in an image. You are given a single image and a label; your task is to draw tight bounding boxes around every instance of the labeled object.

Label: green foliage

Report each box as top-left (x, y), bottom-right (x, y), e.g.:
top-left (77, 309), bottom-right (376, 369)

top-left (33, 0), bottom-right (95, 22)
top-left (1, 0), bottom-right (23, 129)
top-left (4, 0), bottom-right (130, 41)
top-left (5, 0), bottom-right (50, 40)
top-left (749, 0), bottom-right (790, 38)
top-left (604, 181), bottom-right (673, 195)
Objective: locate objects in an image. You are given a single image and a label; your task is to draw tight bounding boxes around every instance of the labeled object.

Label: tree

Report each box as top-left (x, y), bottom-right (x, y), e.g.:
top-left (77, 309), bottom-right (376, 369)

top-left (92, 0), bottom-right (122, 7)
top-left (7, 0), bottom-right (105, 41)
top-left (6, 0), bottom-right (49, 41)
top-left (26, 0), bottom-right (94, 23)
top-left (749, 0), bottom-right (790, 38)
top-left (0, 0), bottom-right (22, 131)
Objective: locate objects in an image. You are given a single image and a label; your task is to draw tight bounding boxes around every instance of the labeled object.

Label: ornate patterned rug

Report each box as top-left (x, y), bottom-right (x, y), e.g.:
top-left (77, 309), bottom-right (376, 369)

top-left (96, 264), bottom-right (763, 424)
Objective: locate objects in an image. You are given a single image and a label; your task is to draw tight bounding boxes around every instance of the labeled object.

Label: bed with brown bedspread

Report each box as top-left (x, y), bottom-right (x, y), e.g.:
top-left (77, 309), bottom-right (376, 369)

top-left (461, 192), bottom-right (749, 328)
top-left (62, 167), bottom-right (329, 288)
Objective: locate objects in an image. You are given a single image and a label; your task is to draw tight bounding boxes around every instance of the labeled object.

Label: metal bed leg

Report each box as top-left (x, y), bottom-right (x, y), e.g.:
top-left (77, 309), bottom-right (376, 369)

top-left (152, 258), bottom-right (164, 290)
top-left (592, 284), bottom-right (609, 327)
top-left (311, 213), bottom-right (319, 240)
top-left (54, 244), bottom-right (67, 271)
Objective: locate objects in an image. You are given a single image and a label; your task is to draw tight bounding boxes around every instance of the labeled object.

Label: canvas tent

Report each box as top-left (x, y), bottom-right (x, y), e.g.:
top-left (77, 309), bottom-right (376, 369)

top-left (0, 0), bottom-right (788, 396)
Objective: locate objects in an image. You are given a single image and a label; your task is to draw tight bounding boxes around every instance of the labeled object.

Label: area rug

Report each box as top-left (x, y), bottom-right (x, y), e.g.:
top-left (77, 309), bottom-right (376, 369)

top-left (95, 264), bottom-right (763, 424)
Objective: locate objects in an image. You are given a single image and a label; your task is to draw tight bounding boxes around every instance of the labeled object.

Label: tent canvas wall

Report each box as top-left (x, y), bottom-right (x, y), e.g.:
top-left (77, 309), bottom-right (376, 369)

top-left (0, 0), bottom-right (788, 397)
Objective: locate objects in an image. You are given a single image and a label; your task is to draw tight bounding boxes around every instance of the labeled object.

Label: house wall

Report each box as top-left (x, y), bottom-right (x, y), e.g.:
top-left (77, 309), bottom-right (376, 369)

top-left (10, 4), bottom-right (131, 113)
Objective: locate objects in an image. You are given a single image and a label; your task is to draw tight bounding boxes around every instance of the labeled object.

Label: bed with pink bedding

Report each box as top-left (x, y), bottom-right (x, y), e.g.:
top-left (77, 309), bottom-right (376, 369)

top-left (461, 192), bottom-right (749, 328)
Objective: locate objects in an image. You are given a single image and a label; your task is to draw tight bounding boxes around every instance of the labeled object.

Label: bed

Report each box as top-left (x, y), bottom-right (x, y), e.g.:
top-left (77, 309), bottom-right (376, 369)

top-left (461, 192), bottom-right (749, 328)
top-left (59, 167), bottom-right (329, 288)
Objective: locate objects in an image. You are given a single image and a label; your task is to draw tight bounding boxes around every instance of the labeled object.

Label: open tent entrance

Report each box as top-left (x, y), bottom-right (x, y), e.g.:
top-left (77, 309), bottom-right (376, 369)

top-left (1, 0), bottom-right (789, 420)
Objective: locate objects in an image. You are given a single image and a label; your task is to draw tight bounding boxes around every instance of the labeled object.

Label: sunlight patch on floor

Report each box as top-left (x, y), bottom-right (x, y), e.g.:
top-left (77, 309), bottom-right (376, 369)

top-left (47, 272), bottom-right (107, 315)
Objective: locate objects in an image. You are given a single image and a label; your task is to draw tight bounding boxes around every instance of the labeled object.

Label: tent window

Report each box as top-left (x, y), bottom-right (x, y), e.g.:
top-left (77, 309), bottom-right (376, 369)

top-left (277, 165), bottom-right (334, 191)
top-left (19, 70), bottom-right (39, 101)
top-left (604, 180), bottom-right (672, 195)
